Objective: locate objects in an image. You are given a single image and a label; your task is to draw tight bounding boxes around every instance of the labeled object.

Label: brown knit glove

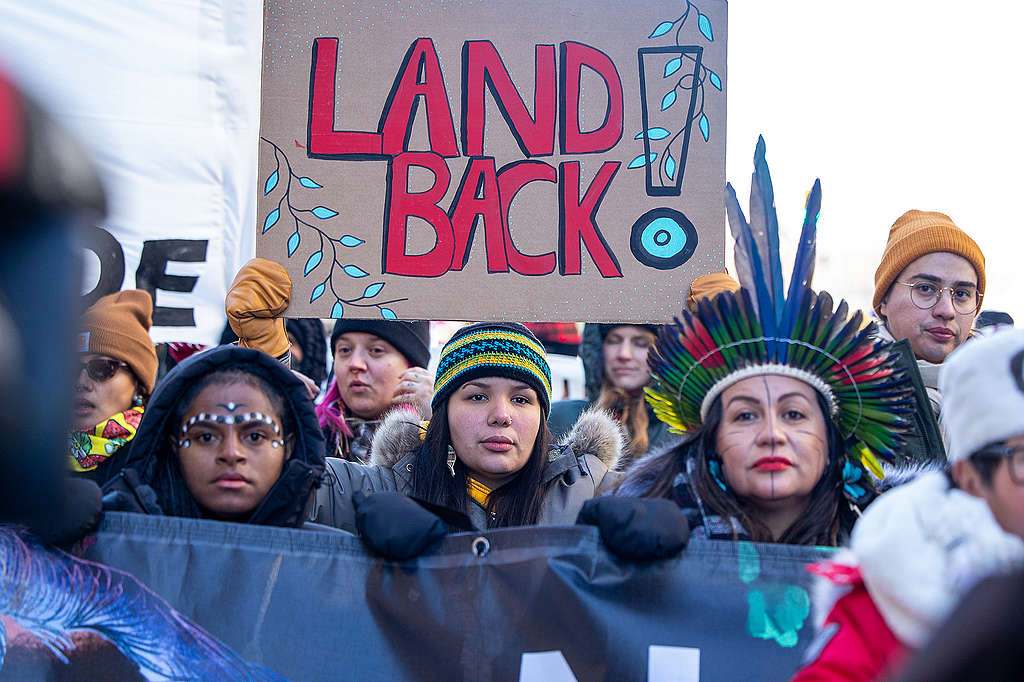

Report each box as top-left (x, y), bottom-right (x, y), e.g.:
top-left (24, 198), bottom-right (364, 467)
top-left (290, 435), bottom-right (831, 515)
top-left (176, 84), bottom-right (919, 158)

top-left (225, 258), bottom-right (291, 358)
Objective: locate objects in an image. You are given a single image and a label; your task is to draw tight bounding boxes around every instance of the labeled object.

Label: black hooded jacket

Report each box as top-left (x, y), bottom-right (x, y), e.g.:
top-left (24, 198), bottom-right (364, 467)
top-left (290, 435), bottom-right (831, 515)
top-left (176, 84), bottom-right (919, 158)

top-left (103, 345), bottom-right (325, 528)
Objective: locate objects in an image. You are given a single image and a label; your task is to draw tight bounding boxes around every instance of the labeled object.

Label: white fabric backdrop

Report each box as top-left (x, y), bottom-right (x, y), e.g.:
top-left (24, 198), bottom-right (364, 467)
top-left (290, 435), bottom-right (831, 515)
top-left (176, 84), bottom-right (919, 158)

top-left (0, 0), bottom-right (263, 344)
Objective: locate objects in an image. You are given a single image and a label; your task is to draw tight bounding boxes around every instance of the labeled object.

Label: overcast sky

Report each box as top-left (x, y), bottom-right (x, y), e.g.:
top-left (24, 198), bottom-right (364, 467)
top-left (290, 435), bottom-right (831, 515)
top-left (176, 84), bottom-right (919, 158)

top-left (725, 0), bottom-right (1023, 322)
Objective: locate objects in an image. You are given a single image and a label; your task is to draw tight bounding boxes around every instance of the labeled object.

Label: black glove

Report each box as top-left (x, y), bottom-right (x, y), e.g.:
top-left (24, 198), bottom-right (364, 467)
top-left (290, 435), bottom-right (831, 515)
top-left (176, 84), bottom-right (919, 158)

top-left (353, 491), bottom-right (448, 561)
top-left (577, 497), bottom-right (689, 560)
top-left (30, 477), bottom-right (103, 548)
top-left (102, 468), bottom-right (163, 515)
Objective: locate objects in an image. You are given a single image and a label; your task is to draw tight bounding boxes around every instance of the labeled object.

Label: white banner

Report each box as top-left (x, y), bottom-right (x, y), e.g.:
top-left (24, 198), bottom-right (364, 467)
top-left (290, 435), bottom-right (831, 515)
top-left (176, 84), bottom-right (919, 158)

top-left (0, 0), bottom-right (264, 344)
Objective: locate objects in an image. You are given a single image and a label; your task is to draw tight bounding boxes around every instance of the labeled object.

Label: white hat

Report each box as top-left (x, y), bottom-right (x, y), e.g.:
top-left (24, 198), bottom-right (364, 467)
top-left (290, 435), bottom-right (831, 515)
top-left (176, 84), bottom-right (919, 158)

top-left (940, 328), bottom-right (1024, 462)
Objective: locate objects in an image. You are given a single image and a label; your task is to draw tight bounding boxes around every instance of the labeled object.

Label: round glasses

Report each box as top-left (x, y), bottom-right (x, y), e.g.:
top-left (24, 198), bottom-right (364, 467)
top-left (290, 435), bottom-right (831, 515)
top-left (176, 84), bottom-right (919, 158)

top-left (80, 357), bottom-right (129, 382)
top-left (893, 281), bottom-right (980, 315)
top-left (974, 444), bottom-right (1024, 486)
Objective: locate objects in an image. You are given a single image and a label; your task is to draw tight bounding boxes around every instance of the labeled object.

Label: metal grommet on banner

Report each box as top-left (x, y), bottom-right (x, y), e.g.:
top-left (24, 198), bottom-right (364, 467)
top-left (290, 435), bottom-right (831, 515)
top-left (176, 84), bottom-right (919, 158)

top-left (471, 536), bottom-right (490, 558)
top-left (406, 462), bottom-right (413, 472)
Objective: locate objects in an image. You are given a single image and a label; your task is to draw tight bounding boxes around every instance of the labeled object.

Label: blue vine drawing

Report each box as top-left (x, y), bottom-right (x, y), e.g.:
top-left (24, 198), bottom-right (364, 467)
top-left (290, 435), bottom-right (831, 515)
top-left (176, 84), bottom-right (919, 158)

top-left (630, 1), bottom-right (721, 196)
top-left (260, 137), bottom-right (407, 319)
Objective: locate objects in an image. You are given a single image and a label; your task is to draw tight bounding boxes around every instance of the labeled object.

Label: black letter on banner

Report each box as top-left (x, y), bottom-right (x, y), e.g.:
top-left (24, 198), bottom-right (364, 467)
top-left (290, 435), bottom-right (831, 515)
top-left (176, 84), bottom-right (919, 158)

top-left (80, 225), bottom-right (125, 307)
top-left (135, 239), bottom-right (208, 326)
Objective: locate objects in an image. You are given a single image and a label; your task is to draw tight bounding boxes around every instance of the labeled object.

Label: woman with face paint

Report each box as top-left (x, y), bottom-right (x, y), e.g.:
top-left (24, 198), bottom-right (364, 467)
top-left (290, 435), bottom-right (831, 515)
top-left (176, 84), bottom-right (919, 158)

top-left (103, 346), bottom-right (325, 527)
top-left (613, 139), bottom-right (918, 545)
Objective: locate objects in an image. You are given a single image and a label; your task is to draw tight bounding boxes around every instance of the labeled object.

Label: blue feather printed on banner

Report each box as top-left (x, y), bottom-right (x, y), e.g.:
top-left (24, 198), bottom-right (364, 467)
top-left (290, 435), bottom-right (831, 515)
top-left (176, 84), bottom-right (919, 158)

top-left (628, 153), bottom-right (657, 169)
top-left (665, 152), bottom-right (676, 180)
top-left (649, 20), bottom-right (674, 38)
top-left (263, 170), bottom-right (278, 196)
top-left (635, 128), bottom-right (670, 141)
top-left (304, 251), bottom-right (322, 276)
top-left (339, 235), bottom-right (364, 247)
top-left (661, 90), bottom-right (677, 111)
top-left (331, 301), bottom-right (344, 318)
top-left (699, 114), bottom-right (710, 141)
top-left (381, 307), bottom-right (397, 320)
top-left (311, 206), bottom-right (338, 219)
top-left (698, 13), bottom-right (714, 41)
top-left (709, 70), bottom-right (722, 90)
top-left (362, 282), bottom-right (384, 298)
top-left (287, 231), bottom-right (300, 256)
top-left (262, 209), bottom-right (279, 233)
top-left (343, 264), bottom-right (368, 278)
top-left (298, 177), bottom-right (322, 188)
top-left (664, 57), bottom-right (682, 77)
top-left (310, 282), bottom-right (326, 303)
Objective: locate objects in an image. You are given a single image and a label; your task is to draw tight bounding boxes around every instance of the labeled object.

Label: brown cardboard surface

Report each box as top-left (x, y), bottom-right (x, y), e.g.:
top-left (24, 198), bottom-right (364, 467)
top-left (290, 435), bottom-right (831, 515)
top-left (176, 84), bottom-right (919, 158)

top-left (258, 0), bottom-right (727, 322)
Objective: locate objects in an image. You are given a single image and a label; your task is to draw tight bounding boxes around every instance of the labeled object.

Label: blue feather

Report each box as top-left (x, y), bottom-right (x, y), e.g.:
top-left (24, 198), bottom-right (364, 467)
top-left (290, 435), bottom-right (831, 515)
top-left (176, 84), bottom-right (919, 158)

top-left (752, 136), bottom-right (784, 326)
top-left (725, 182), bottom-right (776, 354)
top-left (779, 178), bottom-right (822, 351)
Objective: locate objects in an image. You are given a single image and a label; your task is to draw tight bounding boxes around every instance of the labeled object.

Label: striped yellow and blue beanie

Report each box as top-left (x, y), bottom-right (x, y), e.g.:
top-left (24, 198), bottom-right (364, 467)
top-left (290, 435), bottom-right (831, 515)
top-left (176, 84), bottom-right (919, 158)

top-left (433, 322), bottom-right (552, 417)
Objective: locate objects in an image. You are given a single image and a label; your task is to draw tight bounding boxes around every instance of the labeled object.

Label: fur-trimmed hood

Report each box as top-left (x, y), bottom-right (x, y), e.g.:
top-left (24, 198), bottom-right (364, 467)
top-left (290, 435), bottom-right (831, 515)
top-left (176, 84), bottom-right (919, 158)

top-left (369, 406), bottom-right (624, 472)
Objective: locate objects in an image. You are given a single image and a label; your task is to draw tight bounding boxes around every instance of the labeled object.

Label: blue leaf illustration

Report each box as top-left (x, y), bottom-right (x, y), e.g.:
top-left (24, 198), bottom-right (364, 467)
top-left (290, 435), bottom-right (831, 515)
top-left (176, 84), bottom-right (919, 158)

top-left (664, 57), bottom-right (682, 78)
top-left (709, 70), bottom-right (722, 90)
top-left (343, 264), bottom-right (369, 278)
top-left (298, 176), bottom-right (322, 189)
top-left (310, 282), bottom-right (326, 303)
top-left (331, 301), bottom-right (344, 318)
top-left (699, 113), bottom-right (710, 141)
top-left (304, 251), bottom-right (323, 276)
top-left (661, 90), bottom-right (677, 111)
top-left (287, 231), bottom-right (300, 257)
top-left (311, 206), bottom-right (338, 219)
top-left (698, 13), bottom-right (713, 41)
top-left (380, 307), bottom-right (397, 320)
top-left (627, 153), bottom-right (657, 169)
top-left (649, 21), bottom-right (674, 39)
top-left (362, 282), bottom-right (384, 298)
top-left (264, 170), bottom-right (279, 196)
top-left (339, 235), bottom-right (365, 247)
top-left (262, 208), bottom-right (280, 233)
top-left (665, 152), bottom-right (676, 180)
top-left (635, 127), bottom-right (671, 141)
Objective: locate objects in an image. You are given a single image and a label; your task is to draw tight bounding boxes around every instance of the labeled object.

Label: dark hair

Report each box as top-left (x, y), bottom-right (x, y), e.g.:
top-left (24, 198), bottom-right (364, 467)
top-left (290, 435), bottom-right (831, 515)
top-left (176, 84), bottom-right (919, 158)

top-left (152, 366), bottom-right (292, 519)
top-left (410, 399), bottom-right (551, 528)
top-left (969, 449), bottom-right (1006, 487)
top-left (617, 392), bottom-right (860, 545)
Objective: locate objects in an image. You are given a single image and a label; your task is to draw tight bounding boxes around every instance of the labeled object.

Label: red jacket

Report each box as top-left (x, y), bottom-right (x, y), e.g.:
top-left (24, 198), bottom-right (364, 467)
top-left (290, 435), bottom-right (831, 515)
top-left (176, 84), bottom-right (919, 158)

top-left (792, 564), bottom-right (909, 682)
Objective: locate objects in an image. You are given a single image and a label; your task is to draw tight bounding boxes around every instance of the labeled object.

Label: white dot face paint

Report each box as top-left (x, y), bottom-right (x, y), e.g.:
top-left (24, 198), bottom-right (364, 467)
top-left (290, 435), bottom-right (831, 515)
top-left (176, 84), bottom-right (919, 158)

top-left (175, 382), bottom-right (289, 521)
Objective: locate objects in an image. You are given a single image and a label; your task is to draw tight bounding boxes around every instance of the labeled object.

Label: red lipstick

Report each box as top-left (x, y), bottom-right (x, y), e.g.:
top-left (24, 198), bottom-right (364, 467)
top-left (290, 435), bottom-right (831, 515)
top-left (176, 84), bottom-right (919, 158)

top-left (752, 457), bottom-right (792, 471)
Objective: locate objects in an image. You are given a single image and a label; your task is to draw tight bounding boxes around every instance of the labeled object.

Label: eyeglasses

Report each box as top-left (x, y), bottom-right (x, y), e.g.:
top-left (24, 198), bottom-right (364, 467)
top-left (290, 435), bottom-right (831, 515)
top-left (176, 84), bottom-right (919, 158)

top-left (893, 281), bottom-right (980, 315)
top-left (80, 357), bottom-right (129, 382)
top-left (973, 444), bottom-right (1024, 485)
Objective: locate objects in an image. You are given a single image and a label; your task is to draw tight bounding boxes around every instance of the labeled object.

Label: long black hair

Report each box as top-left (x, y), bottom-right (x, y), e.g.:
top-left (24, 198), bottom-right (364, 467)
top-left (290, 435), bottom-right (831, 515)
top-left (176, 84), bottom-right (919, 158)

top-left (616, 393), bottom-right (863, 545)
top-left (409, 399), bottom-right (552, 528)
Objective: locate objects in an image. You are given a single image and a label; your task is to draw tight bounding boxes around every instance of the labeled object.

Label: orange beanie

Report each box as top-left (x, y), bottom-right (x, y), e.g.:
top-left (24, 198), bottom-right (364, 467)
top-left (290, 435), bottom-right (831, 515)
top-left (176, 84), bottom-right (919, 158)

top-left (687, 272), bottom-right (740, 313)
top-left (80, 290), bottom-right (158, 395)
top-left (872, 210), bottom-right (985, 313)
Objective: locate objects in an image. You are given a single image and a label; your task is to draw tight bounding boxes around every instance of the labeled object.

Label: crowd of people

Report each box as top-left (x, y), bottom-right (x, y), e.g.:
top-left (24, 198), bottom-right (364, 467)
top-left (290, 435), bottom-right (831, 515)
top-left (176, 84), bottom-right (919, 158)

top-left (4, 68), bottom-right (1022, 680)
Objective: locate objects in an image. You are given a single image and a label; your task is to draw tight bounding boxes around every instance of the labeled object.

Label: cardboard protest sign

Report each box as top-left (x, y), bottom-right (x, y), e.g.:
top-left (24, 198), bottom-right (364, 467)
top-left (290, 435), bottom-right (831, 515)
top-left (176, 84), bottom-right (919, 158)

top-left (258, 0), bottom-right (727, 322)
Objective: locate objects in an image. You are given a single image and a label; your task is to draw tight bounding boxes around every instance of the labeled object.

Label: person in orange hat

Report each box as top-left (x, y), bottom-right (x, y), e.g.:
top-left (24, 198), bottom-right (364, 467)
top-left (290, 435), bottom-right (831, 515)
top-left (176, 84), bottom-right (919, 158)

top-left (873, 210), bottom-right (985, 448)
top-left (69, 289), bottom-right (158, 483)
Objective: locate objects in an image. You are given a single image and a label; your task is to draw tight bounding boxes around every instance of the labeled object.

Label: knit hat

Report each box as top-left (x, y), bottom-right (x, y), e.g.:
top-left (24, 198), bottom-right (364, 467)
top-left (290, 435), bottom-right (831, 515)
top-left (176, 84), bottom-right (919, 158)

top-left (80, 289), bottom-right (158, 395)
top-left (687, 272), bottom-right (740, 313)
top-left (597, 323), bottom-right (661, 341)
top-left (873, 210), bottom-right (986, 314)
top-left (432, 322), bottom-right (552, 417)
top-left (939, 328), bottom-right (1024, 463)
top-left (330, 319), bottom-right (429, 368)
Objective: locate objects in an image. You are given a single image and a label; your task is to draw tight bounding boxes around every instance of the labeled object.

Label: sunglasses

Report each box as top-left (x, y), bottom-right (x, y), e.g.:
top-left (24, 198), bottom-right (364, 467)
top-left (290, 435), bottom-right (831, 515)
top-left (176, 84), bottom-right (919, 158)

top-left (80, 357), bottom-right (130, 382)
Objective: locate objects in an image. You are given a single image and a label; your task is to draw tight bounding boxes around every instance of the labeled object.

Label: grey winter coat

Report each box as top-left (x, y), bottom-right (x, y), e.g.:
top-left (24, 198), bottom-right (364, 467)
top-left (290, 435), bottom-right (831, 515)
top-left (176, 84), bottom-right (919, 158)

top-left (309, 408), bottom-right (624, 532)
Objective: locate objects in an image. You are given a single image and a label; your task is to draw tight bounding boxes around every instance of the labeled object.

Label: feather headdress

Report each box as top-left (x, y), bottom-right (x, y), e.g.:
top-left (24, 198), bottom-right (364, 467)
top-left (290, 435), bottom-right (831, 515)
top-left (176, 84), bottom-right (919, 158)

top-left (645, 137), bottom-right (915, 480)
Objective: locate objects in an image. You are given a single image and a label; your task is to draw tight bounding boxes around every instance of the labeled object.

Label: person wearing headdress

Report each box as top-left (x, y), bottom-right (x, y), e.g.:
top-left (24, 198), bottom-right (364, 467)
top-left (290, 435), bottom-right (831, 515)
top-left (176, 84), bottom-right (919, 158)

top-left (69, 290), bottom-right (158, 485)
top-left (793, 328), bottom-right (1024, 681)
top-left (613, 138), bottom-right (917, 545)
top-left (310, 322), bottom-right (622, 535)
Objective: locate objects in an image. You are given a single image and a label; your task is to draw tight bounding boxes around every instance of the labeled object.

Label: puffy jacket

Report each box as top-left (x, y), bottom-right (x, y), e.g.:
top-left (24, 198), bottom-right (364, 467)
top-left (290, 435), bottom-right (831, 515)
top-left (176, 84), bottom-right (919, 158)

top-left (103, 345), bottom-right (326, 528)
top-left (310, 408), bottom-right (623, 532)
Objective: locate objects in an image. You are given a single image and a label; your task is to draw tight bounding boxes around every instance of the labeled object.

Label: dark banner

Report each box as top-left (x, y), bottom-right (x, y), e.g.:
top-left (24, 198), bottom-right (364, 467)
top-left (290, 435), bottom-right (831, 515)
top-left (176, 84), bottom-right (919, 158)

top-left (1, 513), bottom-right (829, 681)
